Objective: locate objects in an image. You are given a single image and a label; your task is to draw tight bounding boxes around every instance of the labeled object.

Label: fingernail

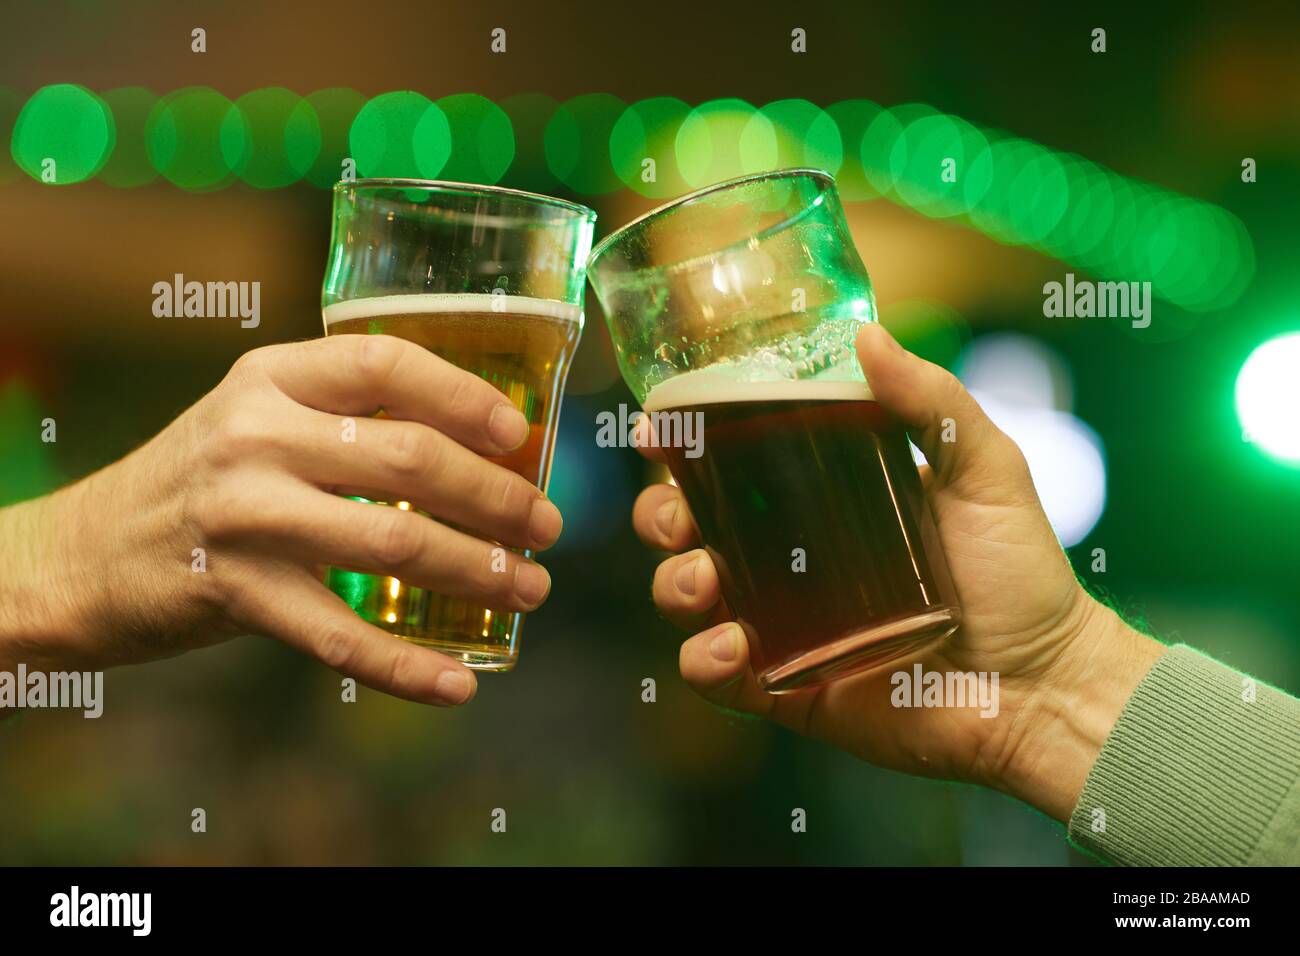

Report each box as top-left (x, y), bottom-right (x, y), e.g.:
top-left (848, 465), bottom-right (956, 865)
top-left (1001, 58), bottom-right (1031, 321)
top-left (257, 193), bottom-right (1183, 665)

top-left (708, 624), bottom-right (739, 662)
top-left (434, 669), bottom-right (474, 705)
top-left (655, 499), bottom-right (678, 539)
top-left (489, 404), bottom-right (529, 451)
top-left (514, 561), bottom-right (551, 609)
top-left (674, 556), bottom-right (698, 596)
top-left (528, 497), bottom-right (563, 548)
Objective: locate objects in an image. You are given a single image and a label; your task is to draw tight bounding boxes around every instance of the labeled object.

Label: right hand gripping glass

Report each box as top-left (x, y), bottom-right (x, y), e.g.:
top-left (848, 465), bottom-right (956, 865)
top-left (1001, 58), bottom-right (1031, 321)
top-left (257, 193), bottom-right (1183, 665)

top-left (588, 169), bottom-right (961, 693)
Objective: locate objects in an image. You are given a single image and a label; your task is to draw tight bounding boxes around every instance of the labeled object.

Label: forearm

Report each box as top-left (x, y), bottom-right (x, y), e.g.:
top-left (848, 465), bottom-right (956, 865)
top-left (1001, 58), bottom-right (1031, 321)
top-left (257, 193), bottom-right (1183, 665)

top-left (0, 454), bottom-right (176, 672)
top-left (0, 482), bottom-right (98, 671)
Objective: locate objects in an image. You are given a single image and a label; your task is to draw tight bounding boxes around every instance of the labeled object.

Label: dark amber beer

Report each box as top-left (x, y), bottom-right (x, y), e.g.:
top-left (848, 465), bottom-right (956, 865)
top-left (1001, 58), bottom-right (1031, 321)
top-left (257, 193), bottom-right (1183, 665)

top-left (647, 375), bottom-right (956, 689)
top-left (591, 169), bottom-right (961, 692)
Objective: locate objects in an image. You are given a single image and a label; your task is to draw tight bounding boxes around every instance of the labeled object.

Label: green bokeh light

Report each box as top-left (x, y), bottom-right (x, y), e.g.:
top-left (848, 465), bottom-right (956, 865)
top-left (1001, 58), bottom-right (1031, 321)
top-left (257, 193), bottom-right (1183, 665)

top-left (890, 112), bottom-right (989, 218)
top-left (1111, 181), bottom-right (1163, 278)
top-left (859, 107), bottom-right (904, 198)
top-left (753, 98), bottom-right (843, 177)
top-left (544, 93), bottom-right (625, 195)
top-left (500, 93), bottom-right (559, 193)
top-left (826, 99), bottom-right (886, 201)
top-left (12, 83), bottom-right (116, 185)
top-left (0, 86), bottom-right (1257, 314)
top-left (220, 87), bottom-right (320, 189)
top-left (1195, 208), bottom-right (1254, 312)
top-left (675, 98), bottom-right (776, 189)
top-left (968, 134), bottom-right (1034, 244)
top-left (609, 96), bottom-right (693, 198)
top-left (1049, 157), bottom-right (1115, 264)
top-left (1143, 194), bottom-right (1201, 301)
top-left (1096, 174), bottom-right (1142, 273)
top-left (1007, 140), bottom-right (1069, 245)
top-left (349, 91), bottom-right (450, 180)
top-left (97, 87), bottom-right (158, 187)
top-left (299, 87), bottom-right (365, 189)
top-left (146, 86), bottom-right (236, 191)
top-left (436, 93), bottom-right (514, 185)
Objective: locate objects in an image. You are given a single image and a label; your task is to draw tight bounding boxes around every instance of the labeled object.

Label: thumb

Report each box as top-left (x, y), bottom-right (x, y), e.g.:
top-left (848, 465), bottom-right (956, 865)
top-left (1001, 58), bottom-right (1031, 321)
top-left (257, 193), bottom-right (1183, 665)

top-left (856, 322), bottom-right (1034, 501)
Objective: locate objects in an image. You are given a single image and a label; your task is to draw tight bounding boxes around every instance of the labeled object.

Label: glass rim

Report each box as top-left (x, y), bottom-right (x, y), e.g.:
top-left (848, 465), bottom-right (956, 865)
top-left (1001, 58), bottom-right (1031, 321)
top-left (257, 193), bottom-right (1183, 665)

top-left (588, 167), bottom-right (835, 266)
top-left (333, 177), bottom-right (597, 220)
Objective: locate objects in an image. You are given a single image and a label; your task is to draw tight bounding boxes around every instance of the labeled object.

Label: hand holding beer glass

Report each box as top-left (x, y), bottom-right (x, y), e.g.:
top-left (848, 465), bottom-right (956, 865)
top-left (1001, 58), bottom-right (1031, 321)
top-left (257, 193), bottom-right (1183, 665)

top-left (591, 170), bottom-right (960, 692)
top-left (322, 180), bottom-right (595, 670)
top-left (613, 170), bottom-right (1164, 821)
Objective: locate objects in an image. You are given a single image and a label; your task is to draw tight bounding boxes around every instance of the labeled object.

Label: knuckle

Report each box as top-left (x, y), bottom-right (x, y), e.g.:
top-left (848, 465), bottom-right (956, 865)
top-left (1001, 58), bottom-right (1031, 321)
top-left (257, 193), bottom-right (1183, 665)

top-left (316, 625), bottom-right (360, 672)
top-left (385, 646), bottom-right (420, 694)
top-left (230, 345), bottom-right (272, 377)
top-left (936, 366), bottom-right (968, 406)
top-left (482, 547), bottom-right (518, 602)
top-left (187, 547), bottom-right (241, 613)
top-left (192, 475), bottom-right (261, 542)
top-left (370, 511), bottom-right (422, 570)
top-left (352, 334), bottom-right (405, 385)
top-left (494, 472), bottom-right (535, 532)
top-left (383, 425), bottom-right (434, 483)
top-left (208, 407), bottom-right (276, 467)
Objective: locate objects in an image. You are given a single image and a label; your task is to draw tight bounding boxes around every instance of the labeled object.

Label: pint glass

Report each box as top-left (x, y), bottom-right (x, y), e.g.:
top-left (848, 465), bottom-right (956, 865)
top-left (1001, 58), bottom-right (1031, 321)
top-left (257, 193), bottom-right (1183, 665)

top-left (589, 169), bottom-right (960, 693)
top-left (321, 179), bottom-right (595, 670)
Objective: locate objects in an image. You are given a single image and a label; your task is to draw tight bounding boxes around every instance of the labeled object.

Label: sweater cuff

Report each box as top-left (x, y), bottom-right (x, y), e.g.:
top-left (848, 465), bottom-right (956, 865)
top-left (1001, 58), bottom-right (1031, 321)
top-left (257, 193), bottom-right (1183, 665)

top-left (1067, 644), bottom-right (1300, 866)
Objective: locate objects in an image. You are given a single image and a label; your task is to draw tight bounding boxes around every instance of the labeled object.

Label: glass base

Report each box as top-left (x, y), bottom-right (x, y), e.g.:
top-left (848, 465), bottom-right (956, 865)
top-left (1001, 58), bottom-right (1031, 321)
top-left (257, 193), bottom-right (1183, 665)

top-left (757, 606), bottom-right (960, 694)
top-left (390, 630), bottom-right (518, 672)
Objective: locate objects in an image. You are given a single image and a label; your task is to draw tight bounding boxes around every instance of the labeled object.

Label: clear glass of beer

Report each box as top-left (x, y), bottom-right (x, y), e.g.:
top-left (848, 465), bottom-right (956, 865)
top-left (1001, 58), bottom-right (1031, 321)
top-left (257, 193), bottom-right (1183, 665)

top-left (589, 169), bottom-right (960, 693)
top-left (321, 179), bottom-right (595, 670)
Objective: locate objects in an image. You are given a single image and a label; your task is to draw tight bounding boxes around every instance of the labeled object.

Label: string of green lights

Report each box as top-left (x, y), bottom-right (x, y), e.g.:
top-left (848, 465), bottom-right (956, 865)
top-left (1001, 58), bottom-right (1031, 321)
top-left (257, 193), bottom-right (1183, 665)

top-left (3, 83), bottom-right (1253, 312)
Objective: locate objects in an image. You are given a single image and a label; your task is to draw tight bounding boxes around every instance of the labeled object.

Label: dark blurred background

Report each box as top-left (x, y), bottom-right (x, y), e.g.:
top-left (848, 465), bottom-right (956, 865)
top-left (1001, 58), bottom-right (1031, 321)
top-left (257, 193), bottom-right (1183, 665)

top-left (1, 0), bottom-right (1298, 865)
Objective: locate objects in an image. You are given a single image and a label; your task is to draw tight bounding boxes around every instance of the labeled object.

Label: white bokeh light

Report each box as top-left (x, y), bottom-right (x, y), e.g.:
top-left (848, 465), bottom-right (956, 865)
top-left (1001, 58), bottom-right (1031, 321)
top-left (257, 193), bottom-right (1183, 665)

top-left (957, 335), bottom-right (1107, 547)
top-left (956, 332), bottom-right (1073, 411)
top-left (967, 391), bottom-right (1107, 547)
top-left (1236, 332), bottom-right (1300, 463)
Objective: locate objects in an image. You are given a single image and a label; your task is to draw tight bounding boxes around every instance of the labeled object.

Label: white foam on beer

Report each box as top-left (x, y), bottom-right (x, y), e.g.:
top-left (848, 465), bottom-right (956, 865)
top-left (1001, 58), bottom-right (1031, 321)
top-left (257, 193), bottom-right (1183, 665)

top-left (644, 367), bottom-right (873, 412)
top-left (322, 292), bottom-right (582, 327)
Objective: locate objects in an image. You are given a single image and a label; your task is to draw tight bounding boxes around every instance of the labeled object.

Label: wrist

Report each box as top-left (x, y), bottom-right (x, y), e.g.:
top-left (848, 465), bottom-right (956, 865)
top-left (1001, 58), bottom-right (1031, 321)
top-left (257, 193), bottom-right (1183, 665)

top-left (993, 596), bottom-right (1167, 822)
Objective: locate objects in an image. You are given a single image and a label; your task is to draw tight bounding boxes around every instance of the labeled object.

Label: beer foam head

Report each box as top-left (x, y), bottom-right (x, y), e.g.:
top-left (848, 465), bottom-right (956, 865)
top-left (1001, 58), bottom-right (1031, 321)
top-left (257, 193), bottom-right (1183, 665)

top-left (322, 292), bottom-right (582, 327)
top-left (644, 366), bottom-right (872, 411)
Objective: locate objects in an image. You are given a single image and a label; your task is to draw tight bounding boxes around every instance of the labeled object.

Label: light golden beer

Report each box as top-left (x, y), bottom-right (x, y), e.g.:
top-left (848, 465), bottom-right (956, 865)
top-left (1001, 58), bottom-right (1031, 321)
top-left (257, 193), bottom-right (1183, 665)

top-left (321, 291), bottom-right (582, 668)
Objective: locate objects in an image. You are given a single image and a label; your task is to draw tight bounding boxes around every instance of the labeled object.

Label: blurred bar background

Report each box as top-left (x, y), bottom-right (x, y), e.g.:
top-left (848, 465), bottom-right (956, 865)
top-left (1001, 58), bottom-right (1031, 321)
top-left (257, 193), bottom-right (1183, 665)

top-left (1, 0), bottom-right (1298, 864)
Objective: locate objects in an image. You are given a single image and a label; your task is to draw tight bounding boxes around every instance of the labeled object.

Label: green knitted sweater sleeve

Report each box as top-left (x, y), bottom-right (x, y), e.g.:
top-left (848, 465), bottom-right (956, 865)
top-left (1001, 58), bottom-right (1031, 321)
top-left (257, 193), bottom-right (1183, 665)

top-left (1067, 644), bottom-right (1300, 866)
